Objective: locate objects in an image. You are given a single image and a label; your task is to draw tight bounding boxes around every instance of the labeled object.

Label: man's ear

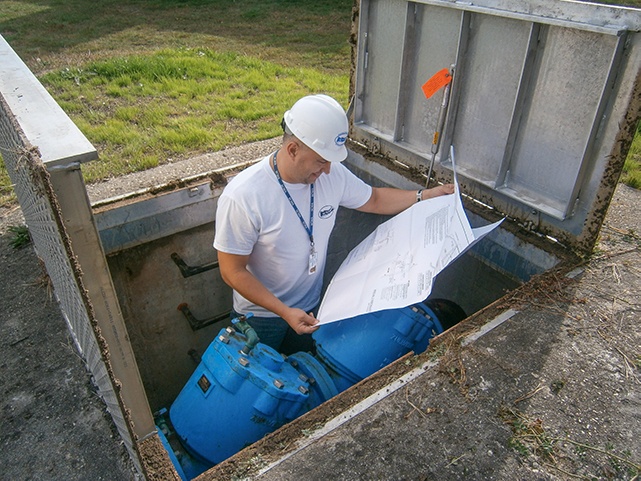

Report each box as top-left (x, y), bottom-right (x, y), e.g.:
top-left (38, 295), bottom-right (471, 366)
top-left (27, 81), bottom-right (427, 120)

top-left (285, 139), bottom-right (300, 159)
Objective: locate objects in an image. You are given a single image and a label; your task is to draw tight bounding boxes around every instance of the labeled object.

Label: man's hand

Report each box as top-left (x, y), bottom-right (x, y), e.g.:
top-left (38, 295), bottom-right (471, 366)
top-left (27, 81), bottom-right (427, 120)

top-left (423, 183), bottom-right (455, 199)
top-left (283, 308), bottom-right (320, 335)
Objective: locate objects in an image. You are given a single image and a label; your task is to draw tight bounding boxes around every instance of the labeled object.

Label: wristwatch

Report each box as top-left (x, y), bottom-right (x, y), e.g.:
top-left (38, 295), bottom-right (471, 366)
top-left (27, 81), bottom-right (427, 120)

top-left (416, 189), bottom-right (424, 202)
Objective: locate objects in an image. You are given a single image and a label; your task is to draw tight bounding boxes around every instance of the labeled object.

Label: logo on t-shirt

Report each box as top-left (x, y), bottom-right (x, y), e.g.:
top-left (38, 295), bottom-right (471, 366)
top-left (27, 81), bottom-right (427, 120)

top-left (318, 205), bottom-right (335, 219)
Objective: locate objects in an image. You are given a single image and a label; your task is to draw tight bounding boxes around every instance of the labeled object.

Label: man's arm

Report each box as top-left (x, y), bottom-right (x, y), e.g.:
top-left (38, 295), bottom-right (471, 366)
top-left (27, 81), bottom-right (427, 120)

top-left (217, 251), bottom-right (319, 334)
top-left (357, 184), bottom-right (454, 215)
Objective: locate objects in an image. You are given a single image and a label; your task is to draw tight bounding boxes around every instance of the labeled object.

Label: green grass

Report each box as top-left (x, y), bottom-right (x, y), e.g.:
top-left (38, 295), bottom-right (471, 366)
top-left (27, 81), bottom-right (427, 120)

top-left (0, 166), bottom-right (13, 205)
top-left (0, 0), bottom-right (640, 206)
top-left (0, 0), bottom-right (353, 76)
top-left (8, 224), bottom-right (31, 249)
top-left (41, 48), bottom-right (348, 182)
top-left (0, 0), bottom-right (354, 202)
top-left (621, 121), bottom-right (641, 189)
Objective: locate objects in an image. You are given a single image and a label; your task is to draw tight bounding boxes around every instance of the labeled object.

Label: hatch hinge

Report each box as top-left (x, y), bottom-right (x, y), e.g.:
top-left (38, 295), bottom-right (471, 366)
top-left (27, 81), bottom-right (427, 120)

top-left (370, 136), bottom-right (382, 155)
top-left (570, 195), bottom-right (581, 219)
top-left (523, 209), bottom-right (542, 233)
top-left (364, 32), bottom-right (369, 70)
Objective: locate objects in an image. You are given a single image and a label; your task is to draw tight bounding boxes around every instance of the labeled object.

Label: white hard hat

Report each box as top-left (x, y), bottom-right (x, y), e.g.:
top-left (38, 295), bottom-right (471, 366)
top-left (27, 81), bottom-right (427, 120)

top-left (283, 94), bottom-right (349, 162)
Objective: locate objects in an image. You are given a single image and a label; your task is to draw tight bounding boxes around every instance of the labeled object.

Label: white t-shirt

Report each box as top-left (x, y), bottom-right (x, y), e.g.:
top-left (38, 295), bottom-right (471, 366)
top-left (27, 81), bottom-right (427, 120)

top-left (214, 153), bottom-right (372, 317)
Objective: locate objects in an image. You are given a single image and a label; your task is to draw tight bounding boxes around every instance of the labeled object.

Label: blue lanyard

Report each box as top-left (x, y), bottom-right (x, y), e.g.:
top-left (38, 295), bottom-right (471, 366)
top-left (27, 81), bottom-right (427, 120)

top-left (272, 151), bottom-right (315, 252)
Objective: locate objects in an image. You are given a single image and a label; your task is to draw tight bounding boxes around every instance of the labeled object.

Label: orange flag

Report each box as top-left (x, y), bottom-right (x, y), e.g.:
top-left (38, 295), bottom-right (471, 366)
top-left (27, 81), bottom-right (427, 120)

top-left (421, 68), bottom-right (452, 99)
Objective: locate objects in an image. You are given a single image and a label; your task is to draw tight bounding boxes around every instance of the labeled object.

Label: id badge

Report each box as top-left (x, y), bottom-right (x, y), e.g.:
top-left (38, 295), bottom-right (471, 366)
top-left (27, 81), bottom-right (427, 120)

top-left (308, 251), bottom-right (318, 275)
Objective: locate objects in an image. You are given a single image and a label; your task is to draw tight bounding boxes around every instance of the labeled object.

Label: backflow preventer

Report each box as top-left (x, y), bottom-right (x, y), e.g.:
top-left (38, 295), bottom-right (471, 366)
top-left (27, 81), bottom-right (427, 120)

top-left (156, 298), bottom-right (466, 480)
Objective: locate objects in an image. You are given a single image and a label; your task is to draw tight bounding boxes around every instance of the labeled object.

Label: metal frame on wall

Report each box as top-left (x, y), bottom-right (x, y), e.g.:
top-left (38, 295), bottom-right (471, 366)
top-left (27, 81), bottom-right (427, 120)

top-left (351, 0), bottom-right (641, 253)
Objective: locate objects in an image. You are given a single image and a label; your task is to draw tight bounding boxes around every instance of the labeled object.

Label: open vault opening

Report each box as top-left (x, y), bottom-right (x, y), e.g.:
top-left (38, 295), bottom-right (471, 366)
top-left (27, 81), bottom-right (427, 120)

top-left (97, 153), bottom-right (547, 407)
top-left (93, 142), bottom-right (566, 477)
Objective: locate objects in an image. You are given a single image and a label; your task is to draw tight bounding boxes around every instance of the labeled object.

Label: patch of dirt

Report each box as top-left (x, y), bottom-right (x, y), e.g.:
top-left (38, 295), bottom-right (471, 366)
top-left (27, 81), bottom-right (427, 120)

top-left (0, 225), bottom-right (138, 480)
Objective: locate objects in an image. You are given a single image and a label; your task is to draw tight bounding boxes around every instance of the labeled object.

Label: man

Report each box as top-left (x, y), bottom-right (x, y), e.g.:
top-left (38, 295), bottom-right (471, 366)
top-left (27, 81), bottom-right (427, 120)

top-left (214, 94), bottom-right (454, 353)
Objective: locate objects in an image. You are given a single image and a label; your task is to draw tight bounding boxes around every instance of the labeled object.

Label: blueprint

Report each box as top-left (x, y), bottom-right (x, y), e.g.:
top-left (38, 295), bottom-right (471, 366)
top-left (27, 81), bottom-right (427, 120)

top-left (317, 147), bottom-right (503, 324)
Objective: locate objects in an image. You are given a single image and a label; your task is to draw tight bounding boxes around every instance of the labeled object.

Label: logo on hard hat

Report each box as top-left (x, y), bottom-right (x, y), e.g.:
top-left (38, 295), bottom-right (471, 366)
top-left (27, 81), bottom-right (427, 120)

top-left (335, 132), bottom-right (348, 146)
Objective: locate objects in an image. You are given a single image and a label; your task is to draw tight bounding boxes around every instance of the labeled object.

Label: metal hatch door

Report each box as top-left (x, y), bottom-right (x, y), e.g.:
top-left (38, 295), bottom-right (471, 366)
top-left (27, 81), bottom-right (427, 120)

top-left (350, 0), bottom-right (641, 254)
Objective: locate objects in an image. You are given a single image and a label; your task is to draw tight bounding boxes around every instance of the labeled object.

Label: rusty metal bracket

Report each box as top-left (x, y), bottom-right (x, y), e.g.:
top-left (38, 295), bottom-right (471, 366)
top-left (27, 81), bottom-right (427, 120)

top-left (171, 252), bottom-right (218, 278)
top-left (177, 303), bottom-right (230, 331)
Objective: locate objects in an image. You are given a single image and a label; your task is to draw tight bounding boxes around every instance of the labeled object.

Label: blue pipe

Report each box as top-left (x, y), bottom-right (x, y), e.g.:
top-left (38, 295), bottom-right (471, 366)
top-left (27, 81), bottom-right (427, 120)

top-left (164, 299), bottom-right (465, 477)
